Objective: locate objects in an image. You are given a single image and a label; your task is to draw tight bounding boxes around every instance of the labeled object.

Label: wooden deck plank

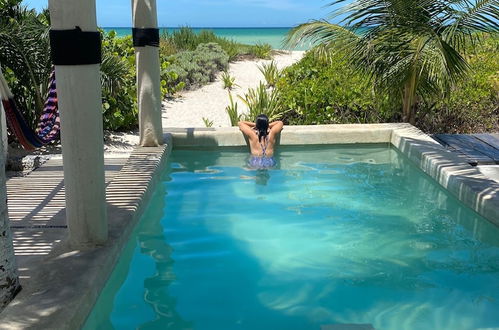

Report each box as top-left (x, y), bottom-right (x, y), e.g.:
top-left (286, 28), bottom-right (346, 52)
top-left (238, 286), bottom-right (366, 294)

top-left (455, 134), bottom-right (499, 163)
top-left (6, 157), bottom-right (128, 227)
top-left (433, 134), bottom-right (495, 165)
top-left (473, 133), bottom-right (499, 150)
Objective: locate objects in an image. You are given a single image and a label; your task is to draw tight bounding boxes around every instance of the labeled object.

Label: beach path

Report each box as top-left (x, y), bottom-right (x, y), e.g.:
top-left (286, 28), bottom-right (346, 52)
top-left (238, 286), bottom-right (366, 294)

top-left (162, 51), bottom-right (304, 128)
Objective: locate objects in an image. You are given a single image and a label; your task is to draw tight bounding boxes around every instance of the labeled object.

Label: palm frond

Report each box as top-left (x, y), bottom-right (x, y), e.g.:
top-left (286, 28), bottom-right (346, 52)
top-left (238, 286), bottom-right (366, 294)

top-left (444, 0), bottom-right (499, 52)
top-left (285, 20), bottom-right (359, 62)
top-left (100, 54), bottom-right (129, 97)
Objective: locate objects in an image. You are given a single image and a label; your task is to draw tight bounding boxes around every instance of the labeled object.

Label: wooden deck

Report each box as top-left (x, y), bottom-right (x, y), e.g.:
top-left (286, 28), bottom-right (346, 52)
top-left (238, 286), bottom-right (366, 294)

top-left (433, 133), bottom-right (499, 166)
top-left (6, 157), bottom-right (127, 277)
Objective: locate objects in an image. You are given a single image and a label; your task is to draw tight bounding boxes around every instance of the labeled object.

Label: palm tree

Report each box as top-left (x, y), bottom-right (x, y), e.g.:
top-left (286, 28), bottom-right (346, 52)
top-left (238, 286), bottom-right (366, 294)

top-left (286, 0), bottom-right (499, 124)
top-left (0, 0), bottom-right (52, 126)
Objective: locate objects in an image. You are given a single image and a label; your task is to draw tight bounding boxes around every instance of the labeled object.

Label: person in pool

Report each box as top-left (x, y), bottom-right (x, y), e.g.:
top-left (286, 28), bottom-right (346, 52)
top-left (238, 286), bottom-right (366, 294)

top-left (238, 114), bottom-right (284, 168)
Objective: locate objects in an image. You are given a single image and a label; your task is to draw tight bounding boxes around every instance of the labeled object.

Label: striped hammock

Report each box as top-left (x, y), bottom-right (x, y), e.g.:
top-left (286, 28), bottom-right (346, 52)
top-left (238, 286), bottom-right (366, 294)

top-left (0, 68), bottom-right (60, 150)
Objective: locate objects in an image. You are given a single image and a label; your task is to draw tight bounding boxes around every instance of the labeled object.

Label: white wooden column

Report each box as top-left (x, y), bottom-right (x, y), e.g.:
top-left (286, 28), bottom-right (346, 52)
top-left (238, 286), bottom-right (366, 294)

top-left (48, 0), bottom-right (107, 245)
top-left (0, 88), bottom-right (20, 310)
top-left (0, 65), bottom-right (8, 160)
top-left (132, 0), bottom-right (164, 147)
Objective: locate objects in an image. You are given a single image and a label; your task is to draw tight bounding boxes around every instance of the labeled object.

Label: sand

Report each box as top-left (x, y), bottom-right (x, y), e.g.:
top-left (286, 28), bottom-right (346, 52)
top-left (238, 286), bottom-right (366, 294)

top-left (6, 51), bottom-right (305, 175)
top-left (162, 51), bottom-right (304, 128)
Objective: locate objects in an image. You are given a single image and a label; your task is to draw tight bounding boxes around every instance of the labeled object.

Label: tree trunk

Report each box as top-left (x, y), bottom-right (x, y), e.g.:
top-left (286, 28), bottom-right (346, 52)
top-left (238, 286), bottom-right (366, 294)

top-left (402, 74), bottom-right (417, 125)
top-left (0, 113), bottom-right (20, 311)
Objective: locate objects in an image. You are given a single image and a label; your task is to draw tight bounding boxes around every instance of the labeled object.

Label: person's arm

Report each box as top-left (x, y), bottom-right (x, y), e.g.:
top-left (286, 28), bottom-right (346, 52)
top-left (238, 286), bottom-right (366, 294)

top-left (238, 121), bottom-right (256, 139)
top-left (239, 121), bottom-right (256, 128)
top-left (269, 120), bottom-right (284, 134)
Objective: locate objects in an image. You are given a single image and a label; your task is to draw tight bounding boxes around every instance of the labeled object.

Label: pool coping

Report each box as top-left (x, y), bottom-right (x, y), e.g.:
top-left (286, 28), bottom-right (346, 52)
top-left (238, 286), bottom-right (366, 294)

top-left (0, 123), bottom-right (497, 329)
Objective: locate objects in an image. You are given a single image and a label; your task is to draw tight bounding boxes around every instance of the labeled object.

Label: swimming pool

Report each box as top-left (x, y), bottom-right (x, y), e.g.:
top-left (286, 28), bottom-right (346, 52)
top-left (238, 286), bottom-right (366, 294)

top-left (84, 144), bottom-right (499, 329)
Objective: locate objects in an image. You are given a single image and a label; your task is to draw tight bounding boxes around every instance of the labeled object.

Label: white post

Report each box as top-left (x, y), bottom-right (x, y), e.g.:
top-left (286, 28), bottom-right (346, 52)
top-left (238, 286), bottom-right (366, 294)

top-left (0, 65), bottom-right (8, 160)
top-left (132, 0), bottom-right (164, 147)
top-left (0, 99), bottom-right (7, 160)
top-left (48, 0), bottom-right (107, 245)
top-left (0, 99), bottom-right (20, 310)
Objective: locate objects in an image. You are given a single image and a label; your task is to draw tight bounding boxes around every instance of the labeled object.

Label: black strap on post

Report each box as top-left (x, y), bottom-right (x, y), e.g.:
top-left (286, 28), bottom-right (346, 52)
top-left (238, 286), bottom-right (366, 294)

top-left (132, 28), bottom-right (160, 47)
top-left (49, 26), bottom-right (102, 65)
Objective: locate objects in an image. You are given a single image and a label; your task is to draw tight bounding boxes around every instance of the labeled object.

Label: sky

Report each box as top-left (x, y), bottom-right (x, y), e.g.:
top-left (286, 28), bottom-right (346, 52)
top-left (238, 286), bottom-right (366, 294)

top-left (22, 0), bottom-right (336, 27)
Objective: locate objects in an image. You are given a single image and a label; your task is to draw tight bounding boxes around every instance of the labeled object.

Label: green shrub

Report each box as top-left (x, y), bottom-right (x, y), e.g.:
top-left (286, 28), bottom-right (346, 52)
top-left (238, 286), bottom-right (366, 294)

top-left (238, 82), bottom-right (286, 121)
top-left (278, 34), bottom-right (498, 132)
top-left (161, 27), bottom-right (255, 62)
top-left (277, 51), bottom-right (397, 125)
top-left (169, 26), bottom-right (198, 51)
top-left (258, 61), bottom-right (280, 88)
top-left (159, 36), bottom-right (177, 57)
top-left (221, 71), bottom-right (237, 90)
top-left (415, 34), bottom-right (499, 133)
top-left (101, 31), bottom-right (184, 130)
top-left (202, 117), bottom-right (214, 127)
top-left (250, 43), bottom-right (273, 59)
top-left (166, 42), bottom-right (229, 89)
top-left (100, 32), bottom-right (137, 130)
top-left (226, 92), bottom-right (241, 126)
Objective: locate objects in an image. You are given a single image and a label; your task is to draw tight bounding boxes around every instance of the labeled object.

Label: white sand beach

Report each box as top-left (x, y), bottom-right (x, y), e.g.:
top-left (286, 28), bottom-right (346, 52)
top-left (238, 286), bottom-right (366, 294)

top-left (106, 50), bottom-right (304, 151)
top-left (162, 50), bottom-right (304, 128)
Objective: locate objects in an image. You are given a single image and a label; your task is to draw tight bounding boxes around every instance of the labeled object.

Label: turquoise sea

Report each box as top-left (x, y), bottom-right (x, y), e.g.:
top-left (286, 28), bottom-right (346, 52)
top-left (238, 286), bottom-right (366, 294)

top-left (102, 27), bottom-right (311, 50)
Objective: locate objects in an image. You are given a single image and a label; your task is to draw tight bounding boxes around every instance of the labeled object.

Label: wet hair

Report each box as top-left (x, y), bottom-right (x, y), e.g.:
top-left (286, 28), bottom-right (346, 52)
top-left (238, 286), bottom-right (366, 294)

top-left (255, 114), bottom-right (269, 143)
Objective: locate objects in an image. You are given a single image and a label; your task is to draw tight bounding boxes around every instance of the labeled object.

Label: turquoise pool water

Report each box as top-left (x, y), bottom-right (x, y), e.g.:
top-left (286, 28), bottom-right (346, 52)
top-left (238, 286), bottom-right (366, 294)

top-left (85, 145), bottom-right (499, 330)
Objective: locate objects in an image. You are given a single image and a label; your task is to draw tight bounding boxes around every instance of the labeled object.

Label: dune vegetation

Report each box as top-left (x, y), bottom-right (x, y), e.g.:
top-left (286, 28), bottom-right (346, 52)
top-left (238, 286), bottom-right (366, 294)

top-left (281, 0), bottom-right (498, 133)
top-left (0, 0), bottom-right (497, 136)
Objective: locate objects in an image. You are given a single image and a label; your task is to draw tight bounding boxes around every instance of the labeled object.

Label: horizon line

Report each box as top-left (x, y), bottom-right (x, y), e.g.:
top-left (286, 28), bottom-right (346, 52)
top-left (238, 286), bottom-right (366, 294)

top-left (101, 26), bottom-right (295, 29)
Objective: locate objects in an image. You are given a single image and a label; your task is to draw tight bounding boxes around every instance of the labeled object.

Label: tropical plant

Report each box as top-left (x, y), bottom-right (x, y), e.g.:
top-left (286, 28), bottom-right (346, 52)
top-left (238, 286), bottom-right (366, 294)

top-left (202, 117), bottom-right (214, 127)
top-left (238, 82), bottom-right (286, 121)
top-left (286, 0), bottom-right (499, 124)
top-left (221, 71), bottom-right (237, 90)
top-left (168, 26), bottom-right (199, 51)
top-left (100, 32), bottom-right (138, 130)
top-left (0, 0), bottom-right (51, 127)
top-left (225, 92), bottom-right (241, 126)
top-left (250, 43), bottom-right (273, 59)
top-left (277, 50), bottom-right (397, 125)
top-left (161, 27), bottom-right (250, 62)
top-left (165, 42), bottom-right (229, 89)
top-left (258, 61), bottom-right (280, 88)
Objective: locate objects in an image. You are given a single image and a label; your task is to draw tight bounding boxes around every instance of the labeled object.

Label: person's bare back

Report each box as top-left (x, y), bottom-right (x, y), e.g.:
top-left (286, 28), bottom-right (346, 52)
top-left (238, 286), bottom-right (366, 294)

top-left (238, 114), bottom-right (284, 168)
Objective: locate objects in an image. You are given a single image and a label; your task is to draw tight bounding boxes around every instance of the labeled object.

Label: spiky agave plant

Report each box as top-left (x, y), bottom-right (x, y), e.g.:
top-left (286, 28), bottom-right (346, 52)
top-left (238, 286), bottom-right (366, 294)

top-left (238, 82), bottom-right (286, 121)
top-left (286, 0), bottom-right (499, 124)
top-left (225, 92), bottom-right (241, 126)
top-left (258, 61), bottom-right (280, 88)
top-left (221, 70), bottom-right (237, 90)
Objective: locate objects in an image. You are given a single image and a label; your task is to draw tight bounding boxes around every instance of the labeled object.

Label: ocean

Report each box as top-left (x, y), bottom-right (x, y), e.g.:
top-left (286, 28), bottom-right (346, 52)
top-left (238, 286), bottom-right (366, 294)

top-left (102, 27), bottom-right (311, 50)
